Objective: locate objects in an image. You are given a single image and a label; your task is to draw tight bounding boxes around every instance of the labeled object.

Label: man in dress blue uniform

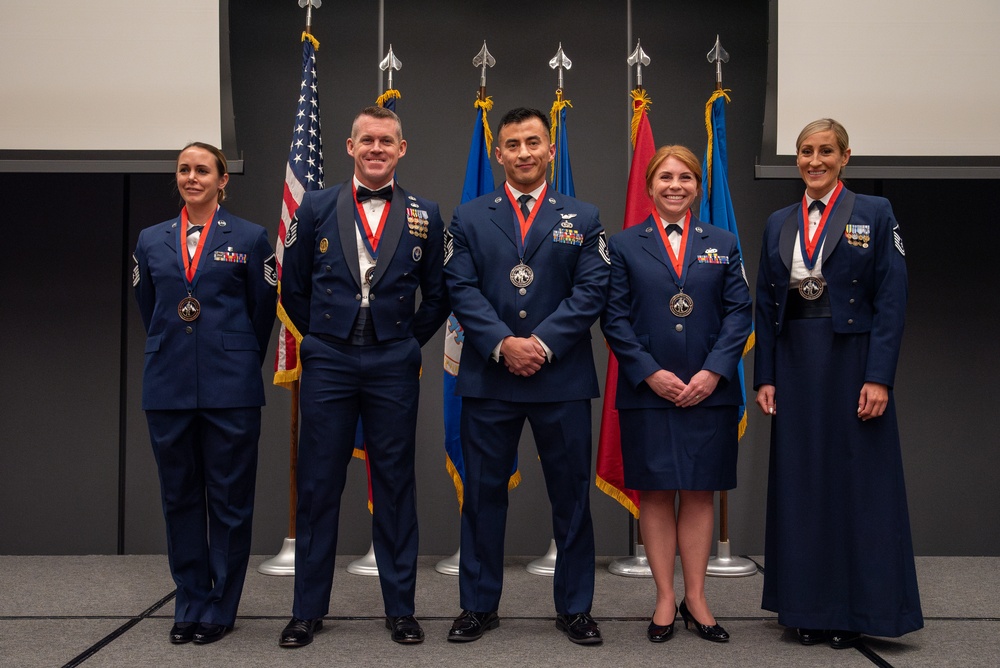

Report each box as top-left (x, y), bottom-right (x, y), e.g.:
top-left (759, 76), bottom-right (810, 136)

top-left (444, 107), bottom-right (610, 645)
top-left (278, 106), bottom-right (449, 648)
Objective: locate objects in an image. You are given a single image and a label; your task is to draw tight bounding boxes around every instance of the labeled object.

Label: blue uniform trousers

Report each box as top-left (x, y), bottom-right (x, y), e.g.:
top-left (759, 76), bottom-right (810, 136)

top-left (459, 397), bottom-right (595, 614)
top-left (293, 334), bottom-right (422, 619)
top-left (146, 407), bottom-right (260, 627)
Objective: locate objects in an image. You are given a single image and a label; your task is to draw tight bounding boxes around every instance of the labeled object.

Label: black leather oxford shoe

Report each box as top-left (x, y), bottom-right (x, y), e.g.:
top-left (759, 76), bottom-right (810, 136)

top-left (447, 610), bottom-right (499, 642)
top-left (169, 622), bottom-right (196, 644)
top-left (385, 615), bottom-right (424, 644)
top-left (829, 630), bottom-right (861, 649)
top-left (192, 623), bottom-right (229, 644)
top-left (797, 628), bottom-right (826, 645)
top-left (279, 617), bottom-right (323, 648)
top-left (556, 612), bottom-right (603, 645)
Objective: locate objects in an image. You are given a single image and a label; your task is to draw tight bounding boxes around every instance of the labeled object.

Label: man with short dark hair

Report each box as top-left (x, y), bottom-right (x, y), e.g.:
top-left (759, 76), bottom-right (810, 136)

top-left (444, 107), bottom-right (610, 645)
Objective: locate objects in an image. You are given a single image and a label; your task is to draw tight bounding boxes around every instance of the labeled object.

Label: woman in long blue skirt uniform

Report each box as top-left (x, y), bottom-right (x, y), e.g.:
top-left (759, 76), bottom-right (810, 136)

top-left (753, 119), bottom-right (923, 649)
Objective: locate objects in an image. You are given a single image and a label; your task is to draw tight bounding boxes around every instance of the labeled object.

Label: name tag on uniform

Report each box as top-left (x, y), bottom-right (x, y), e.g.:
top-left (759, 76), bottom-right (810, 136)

top-left (214, 250), bottom-right (248, 263)
top-left (552, 228), bottom-right (583, 246)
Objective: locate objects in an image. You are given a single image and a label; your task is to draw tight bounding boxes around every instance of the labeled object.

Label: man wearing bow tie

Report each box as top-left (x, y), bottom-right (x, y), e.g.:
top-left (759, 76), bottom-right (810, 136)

top-left (443, 107), bottom-right (610, 645)
top-left (278, 106), bottom-right (449, 648)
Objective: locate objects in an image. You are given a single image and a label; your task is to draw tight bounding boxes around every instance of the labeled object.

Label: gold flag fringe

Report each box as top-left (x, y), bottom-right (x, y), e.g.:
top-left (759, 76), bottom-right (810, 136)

top-left (596, 475), bottom-right (640, 519)
top-left (376, 89), bottom-right (401, 108)
top-left (273, 284), bottom-right (304, 388)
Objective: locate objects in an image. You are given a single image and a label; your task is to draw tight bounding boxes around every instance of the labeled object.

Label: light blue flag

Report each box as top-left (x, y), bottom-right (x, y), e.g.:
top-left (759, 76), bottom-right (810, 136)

top-left (700, 90), bottom-right (752, 438)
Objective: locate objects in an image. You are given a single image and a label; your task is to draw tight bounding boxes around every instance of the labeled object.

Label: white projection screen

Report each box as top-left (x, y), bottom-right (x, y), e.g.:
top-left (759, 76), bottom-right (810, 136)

top-left (758, 0), bottom-right (1000, 178)
top-left (0, 1), bottom-right (239, 172)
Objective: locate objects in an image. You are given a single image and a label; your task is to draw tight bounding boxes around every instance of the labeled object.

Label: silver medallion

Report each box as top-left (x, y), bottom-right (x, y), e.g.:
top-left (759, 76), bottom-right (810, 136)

top-left (365, 265), bottom-right (376, 285)
top-left (669, 292), bottom-right (694, 317)
top-left (178, 296), bottom-right (201, 322)
top-left (510, 263), bottom-right (534, 288)
top-left (798, 276), bottom-right (824, 300)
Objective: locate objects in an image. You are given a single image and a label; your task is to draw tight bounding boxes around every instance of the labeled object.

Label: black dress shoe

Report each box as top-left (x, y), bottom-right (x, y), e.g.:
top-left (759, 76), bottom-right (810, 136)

top-left (556, 612), bottom-right (603, 645)
top-left (447, 610), bottom-right (499, 642)
top-left (279, 617), bottom-right (323, 648)
top-left (829, 630), bottom-right (861, 649)
top-left (385, 615), bottom-right (424, 644)
top-left (192, 623), bottom-right (229, 644)
top-left (797, 628), bottom-right (826, 645)
top-left (647, 606), bottom-right (677, 643)
top-left (169, 622), bottom-right (196, 644)
top-left (679, 599), bottom-right (729, 642)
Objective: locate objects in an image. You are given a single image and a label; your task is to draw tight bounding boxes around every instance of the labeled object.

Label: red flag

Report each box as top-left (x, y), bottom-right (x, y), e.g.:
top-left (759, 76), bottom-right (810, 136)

top-left (595, 89), bottom-right (655, 518)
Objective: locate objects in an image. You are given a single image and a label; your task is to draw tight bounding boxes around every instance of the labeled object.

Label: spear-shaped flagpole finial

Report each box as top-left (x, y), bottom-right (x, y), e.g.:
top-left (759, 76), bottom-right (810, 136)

top-left (473, 41), bottom-right (496, 99)
top-left (627, 39), bottom-right (650, 89)
top-left (380, 44), bottom-right (402, 91)
top-left (549, 42), bottom-right (572, 92)
top-left (707, 34), bottom-right (730, 89)
top-left (298, 0), bottom-right (321, 32)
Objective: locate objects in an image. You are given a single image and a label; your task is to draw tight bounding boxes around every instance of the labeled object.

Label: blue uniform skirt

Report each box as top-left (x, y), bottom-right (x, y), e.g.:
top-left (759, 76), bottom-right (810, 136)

top-left (619, 405), bottom-right (738, 491)
top-left (761, 316), bottom-right (923, 637)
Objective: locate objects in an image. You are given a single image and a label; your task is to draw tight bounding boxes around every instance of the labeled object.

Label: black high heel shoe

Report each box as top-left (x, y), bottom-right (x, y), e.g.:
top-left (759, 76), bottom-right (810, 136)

top-left (646, 605), bottom-right (677, 643)
top-left (679, 599), bottom-right (729, 642)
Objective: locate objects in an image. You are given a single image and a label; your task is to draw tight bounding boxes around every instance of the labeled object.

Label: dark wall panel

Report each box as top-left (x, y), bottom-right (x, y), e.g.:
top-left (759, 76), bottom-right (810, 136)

top-left (1, 0), bottom-right (996, 557)
top-left (0, 174), bottom-right (124, 554)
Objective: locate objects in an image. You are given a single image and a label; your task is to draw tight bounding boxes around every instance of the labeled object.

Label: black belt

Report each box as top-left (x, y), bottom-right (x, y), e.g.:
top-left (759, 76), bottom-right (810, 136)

top-left (785, 289), bottom-right (831, 319)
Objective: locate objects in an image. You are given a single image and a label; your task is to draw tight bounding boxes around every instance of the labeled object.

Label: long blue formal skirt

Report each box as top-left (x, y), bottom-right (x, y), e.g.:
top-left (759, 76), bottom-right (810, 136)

top-left (761, 316), bottom-right (923, 636)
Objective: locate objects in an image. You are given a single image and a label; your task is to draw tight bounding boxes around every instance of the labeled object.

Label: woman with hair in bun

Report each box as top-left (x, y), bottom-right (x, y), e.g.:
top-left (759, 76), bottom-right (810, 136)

top-left (133, 142), bottom-right (277, 645)
top-left (602, 144), bottom-right (752, 644)
top-left (754, 119), bottom-right (922, 649)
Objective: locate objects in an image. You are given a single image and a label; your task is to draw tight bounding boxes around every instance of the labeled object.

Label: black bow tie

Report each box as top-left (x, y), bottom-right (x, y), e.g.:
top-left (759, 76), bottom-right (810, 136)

top-left (665, 223), bottom-right (683, 236)
top-left (356, 185), bottom-right (393, 203)
top-left (809, 199), bottom-right (826, 214)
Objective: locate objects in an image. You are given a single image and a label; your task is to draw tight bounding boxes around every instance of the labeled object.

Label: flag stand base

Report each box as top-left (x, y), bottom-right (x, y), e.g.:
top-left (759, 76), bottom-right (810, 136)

top-left (608, 543), bottom-right (653, 577)
top-left (706, 540), bottom-right (757, 577)
top-left (435, 548), bottom-right (460, 576)
top-left (257, 537), bottom-right (296, 576)
top-left (346, 541), bottom-right (379, 576)
top-left (526, 538), bottom-right (557, 576)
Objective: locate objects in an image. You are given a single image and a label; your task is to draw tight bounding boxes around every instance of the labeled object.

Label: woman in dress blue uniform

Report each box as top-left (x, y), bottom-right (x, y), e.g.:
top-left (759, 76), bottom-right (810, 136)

top-left (602, 145), bottom-right (752, 644)
top-left (133, 143), bottom-right (277, 645)
top-left (754, 119), bottom-right (922, 649)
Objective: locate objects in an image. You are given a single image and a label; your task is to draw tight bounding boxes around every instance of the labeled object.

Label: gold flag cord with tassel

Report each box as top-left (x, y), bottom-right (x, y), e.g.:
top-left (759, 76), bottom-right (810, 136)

top-left (702, 88), bottom-right (731, 198)
top-left (301, 31), bottom-right (319, 50)
top-left (629, 88), bottom-right (652, 148)
top-left (475, 96), bottom-right (494, 153)
top-left (548, 90), bottom-right (572, 180)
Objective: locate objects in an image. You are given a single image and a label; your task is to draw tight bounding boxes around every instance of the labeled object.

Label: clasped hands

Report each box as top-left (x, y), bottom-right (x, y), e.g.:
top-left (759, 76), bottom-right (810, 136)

top-left (644, 369), bottom-right (720, 407)
top-left (500, 336), bottom-right (546, 377)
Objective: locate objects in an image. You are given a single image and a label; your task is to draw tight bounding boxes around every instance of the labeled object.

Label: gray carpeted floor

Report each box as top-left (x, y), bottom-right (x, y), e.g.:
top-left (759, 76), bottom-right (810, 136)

top-left (0, 554), bottom-right (996, 667)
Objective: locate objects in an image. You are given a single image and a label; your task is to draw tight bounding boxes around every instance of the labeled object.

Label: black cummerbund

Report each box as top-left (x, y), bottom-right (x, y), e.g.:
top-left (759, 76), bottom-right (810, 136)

top-left (785, 288), bottom-right (832, 319)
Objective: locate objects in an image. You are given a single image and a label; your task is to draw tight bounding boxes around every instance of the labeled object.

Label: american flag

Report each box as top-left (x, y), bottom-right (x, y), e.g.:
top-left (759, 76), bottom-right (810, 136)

top-left (274, 35), bottom-right (325, 387)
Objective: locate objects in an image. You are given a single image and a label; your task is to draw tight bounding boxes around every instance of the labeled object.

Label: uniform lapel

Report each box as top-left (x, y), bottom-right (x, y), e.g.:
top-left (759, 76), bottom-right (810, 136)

top-left (204, 207), bottom-right (231, 253)
top-left (336, 183), bottom-right (363, 290)
top-left (371, 185), bottom-right (406, 285)
top-left (778, 207), bottom-right (798, 270)
top-left (822, 188), bottom-right (856, 262)
top-left (522, 189), bottom-right (558, 262)
top-left (488, 189), bottom-right (518, 251)
top-left (640, 217), bottom-right (670, 269)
